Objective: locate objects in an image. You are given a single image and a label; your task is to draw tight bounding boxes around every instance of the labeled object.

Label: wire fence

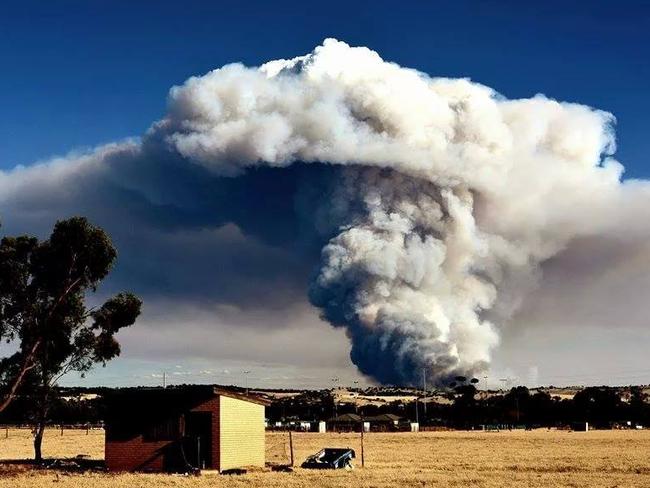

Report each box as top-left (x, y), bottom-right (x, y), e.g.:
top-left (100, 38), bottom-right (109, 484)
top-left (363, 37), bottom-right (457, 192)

top-left (1, 425), bottom-right (367, 469)
top-left (266, 432), bottom-right (290, 465)
top-left (265, 430), bottom-right (366, 469)
top-left (0, 424), bottom-right (104, 438)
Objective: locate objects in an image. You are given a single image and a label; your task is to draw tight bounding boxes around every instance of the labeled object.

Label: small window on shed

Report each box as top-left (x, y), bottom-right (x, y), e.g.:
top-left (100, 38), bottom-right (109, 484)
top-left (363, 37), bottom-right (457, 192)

top-left (143, 416), bottom-right (182, 441)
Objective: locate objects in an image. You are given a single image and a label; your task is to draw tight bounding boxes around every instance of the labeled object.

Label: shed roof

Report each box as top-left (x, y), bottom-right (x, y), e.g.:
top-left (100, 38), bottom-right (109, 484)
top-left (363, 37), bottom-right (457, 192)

top-left (105, 385), bottom-right (271, 410)
top-left (213, 387), bottom-right (271, 406)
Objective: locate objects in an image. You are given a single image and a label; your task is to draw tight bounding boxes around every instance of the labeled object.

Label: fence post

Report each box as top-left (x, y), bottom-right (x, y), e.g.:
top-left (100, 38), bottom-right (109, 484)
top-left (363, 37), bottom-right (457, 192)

top-left (360, 420), bottom-right (365, 468)
top-left (5, 426), bottom-right (8, 439)
top-left (197, 436), bottom-right (201, 470)
top-left (61, 425), bottom-right (64, 436)
top-left (289, 430), bottom-right (294, 467)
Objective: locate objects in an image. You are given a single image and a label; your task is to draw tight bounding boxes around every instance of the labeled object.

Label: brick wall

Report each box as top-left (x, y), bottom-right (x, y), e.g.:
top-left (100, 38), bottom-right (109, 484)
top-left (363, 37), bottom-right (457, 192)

top-left (105, 437), bottom-right (169, 471)
top-left (104, 393), bottom-right (265, 472)
top-left (218, 395), bottom-right (265, 471)
top-left (105, 397), bottom-right (220, 472)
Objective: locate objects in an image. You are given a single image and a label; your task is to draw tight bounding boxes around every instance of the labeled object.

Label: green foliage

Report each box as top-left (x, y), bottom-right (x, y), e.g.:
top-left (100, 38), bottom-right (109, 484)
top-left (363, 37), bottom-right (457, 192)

top-left (0, 217), bottom-right (142, 426)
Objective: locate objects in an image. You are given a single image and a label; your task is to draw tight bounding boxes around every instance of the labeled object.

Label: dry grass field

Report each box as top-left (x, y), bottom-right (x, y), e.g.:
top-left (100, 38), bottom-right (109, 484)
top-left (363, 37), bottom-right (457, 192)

top-left (2, 428), bottom-right (650, 487)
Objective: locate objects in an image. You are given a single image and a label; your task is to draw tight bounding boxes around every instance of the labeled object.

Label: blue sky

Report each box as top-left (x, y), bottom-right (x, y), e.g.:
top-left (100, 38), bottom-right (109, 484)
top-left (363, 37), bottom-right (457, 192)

top-left (1, 0), bottom-right (648, 177)
top-left (1, 1), bottom-right (650, 389)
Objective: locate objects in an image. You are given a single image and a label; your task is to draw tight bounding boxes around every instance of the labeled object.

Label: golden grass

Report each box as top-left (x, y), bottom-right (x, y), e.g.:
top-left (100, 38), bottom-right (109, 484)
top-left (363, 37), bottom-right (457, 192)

top-left (2, 428), bottom-right (650, 487)
top-left (0, 427), bottom-right (104, 460)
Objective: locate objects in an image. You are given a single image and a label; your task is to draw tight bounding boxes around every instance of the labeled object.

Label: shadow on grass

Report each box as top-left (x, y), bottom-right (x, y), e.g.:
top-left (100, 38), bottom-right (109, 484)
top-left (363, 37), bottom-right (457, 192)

top-left (0, 457), bottom-right (105, 475)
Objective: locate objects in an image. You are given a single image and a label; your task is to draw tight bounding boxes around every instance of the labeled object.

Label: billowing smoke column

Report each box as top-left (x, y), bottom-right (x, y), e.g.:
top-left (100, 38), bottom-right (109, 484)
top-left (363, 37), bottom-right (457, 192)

top-left (149, 39), bottom-right (634, 386)
top-left (3, 39), bottom-right (647, 386)
top-left (307, 169), bottom-right (497, 385)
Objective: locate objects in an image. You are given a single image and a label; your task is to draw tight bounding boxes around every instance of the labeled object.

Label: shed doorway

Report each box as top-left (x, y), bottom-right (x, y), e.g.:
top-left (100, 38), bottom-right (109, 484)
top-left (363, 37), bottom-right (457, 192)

top-left (183, 412), bottom-right (212, 469)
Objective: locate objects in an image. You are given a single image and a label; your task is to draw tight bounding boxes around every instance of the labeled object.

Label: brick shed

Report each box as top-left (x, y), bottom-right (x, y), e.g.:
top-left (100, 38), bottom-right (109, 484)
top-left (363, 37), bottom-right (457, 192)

top-left (104, 386), bottom-right (270, 473)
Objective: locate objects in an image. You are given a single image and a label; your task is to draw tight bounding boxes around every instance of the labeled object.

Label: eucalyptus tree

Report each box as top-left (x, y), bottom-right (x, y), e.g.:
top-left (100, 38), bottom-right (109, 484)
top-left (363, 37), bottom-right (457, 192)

top-left (0, 217), bottom-right (141, 461)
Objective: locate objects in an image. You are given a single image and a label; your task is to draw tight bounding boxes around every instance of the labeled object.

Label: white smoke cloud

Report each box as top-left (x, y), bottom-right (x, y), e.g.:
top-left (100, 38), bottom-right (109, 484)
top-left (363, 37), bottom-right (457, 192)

top-left (2, 39), bottom-right (649, 386)
top-left (151, 39), bottom-right (649, 384)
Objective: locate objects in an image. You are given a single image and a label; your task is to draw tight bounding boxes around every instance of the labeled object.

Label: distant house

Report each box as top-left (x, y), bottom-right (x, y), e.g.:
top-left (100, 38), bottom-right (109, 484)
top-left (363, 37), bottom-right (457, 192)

top-left (327, 413), bottom-right (363, 432)
top-left (326, 413), bottom-right (406, 432)
top-left (366, 413), bottom-right (403, 431)
top-left (104, 386), bottom-right (270, 473)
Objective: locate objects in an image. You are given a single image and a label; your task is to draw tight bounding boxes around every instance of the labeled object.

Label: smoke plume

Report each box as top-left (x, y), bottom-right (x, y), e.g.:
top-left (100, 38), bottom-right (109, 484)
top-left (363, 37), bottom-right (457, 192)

top-left (2, 39), bottom-right (649, 386)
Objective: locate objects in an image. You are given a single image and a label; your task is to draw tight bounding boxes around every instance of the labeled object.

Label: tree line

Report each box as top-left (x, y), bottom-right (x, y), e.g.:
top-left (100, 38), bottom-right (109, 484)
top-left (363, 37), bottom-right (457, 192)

top-left (266, 384), bottom-right (650, 429)
top-left (2, 383), bottom-right (649, 435)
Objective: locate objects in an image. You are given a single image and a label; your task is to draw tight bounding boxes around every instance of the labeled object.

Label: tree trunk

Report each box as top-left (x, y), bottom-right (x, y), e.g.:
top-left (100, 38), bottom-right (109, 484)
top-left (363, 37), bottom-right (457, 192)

top-left (33, 373), bottom-right (50, 464)
top-left (33, 421), bottom-right (45, 463)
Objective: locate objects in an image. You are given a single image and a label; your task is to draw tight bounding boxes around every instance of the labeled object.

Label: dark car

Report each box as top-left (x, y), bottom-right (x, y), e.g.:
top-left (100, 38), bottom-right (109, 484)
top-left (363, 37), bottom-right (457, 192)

top-left (301, 448), bottom-right (356, 469)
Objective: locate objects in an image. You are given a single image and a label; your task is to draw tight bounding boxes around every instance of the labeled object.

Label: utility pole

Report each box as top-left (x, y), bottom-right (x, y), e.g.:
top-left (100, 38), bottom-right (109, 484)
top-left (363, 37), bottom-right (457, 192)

top-left (422, 369), bottom-right (427, 419)
top-left (331, 377), bottom-right (339, 418)
top-left (162, 372), bottom-right (166, 388)
top-left (414, 395), bottom-right (419, 429)
top-left (500, 376), bottom-right (517, 391)
top-left (243, 370), bottom-right (251, 396)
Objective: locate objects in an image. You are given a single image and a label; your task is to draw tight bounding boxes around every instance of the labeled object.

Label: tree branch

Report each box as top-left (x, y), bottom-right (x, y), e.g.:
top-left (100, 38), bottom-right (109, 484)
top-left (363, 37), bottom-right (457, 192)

top-left (49, 352), bottom-right (82, 387)
top-left (0, 338), bottom-right (40, 414)
top-left (0, 274), bottom-right (82, 413)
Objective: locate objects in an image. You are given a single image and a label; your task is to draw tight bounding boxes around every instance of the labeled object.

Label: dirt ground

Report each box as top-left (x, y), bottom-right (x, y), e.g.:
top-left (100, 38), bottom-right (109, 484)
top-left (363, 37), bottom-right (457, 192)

top-left (2, 428), bottom-right (650, 487)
